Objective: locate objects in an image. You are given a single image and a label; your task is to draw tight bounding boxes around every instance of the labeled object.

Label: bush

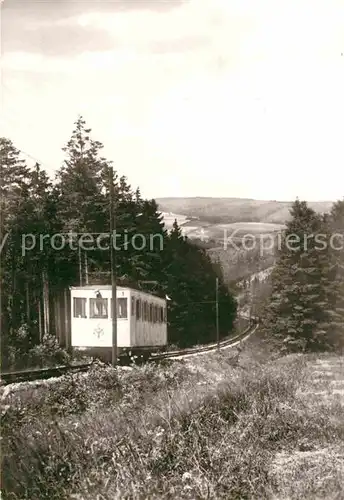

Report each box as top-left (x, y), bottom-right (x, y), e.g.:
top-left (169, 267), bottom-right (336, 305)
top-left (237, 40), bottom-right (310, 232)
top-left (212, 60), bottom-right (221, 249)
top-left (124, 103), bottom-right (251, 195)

top-left (27, 334), bottom-right (71, 367)
top-left (2, 327), bottom-right (75, 371)
top-left (1, 351), bottom-right (343, 499)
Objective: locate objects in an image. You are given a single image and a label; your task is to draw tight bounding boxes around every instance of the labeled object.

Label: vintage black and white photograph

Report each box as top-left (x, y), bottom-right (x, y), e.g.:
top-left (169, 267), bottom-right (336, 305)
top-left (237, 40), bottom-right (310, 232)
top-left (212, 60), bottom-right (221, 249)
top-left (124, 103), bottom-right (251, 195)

top-left (1, 0), bottom-right (344, 498)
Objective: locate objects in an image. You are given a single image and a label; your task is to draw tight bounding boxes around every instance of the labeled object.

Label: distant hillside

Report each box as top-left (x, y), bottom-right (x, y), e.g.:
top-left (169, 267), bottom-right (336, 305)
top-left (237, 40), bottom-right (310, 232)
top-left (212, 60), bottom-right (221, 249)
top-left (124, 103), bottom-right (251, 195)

top-left (156, 197), bottom-right (334, 225)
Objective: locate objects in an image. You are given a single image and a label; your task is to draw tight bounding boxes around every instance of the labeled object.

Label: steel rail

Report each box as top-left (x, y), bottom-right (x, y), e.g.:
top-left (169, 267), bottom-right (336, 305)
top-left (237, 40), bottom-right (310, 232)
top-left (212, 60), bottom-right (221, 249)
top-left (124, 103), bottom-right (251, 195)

top-left (0, 362), bottom-right (94, 385)
top-left (0, 321), bottom-right (258, 385)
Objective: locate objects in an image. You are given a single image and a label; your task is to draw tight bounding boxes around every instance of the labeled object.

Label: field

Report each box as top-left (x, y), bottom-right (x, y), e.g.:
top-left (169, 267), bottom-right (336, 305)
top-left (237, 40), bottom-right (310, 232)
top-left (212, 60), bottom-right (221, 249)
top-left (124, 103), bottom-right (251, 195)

top-left (159, 204), bottom-right (290, 283)
top-left (160, 214), bottom-right (280, 283)
top-left (157, 197), bottom-right (334, 225)
top-left (180, 221), bottom-right (285, 243)
top-left (2, 336), bottom-right (344, 499)
top-left (160, 212), bottom-right (285, 250)
top-left (158, 198), bottom-right (334, 282)
top-left (159, 212), bottom-right (191, 231)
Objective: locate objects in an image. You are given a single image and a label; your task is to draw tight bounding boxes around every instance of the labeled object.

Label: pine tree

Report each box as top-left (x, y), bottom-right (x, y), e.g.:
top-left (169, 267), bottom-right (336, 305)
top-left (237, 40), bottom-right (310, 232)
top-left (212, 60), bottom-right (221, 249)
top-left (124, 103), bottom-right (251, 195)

top-left (57, 115), bottom-right (108, 233)
top-left (131, 199), bottom-right (168, 290)
top-left (327, 199), bottom-right (344, 348)
top-left (265, 199), bottom-right (334, 351)
top-left (0, 138), bottom-right (30, 220)
top-left (1, 122), bottom-right (239, 357)
top-left (0, 138), bottom-right (32, 357)
top-left (164, 220), bottom-right (237, 346)
top-left (25, 163), bottom-right (56, 341)
top-left (163, 220), bottom-right (191, 344)
top-left (55, 116), bottom-right (110, 286)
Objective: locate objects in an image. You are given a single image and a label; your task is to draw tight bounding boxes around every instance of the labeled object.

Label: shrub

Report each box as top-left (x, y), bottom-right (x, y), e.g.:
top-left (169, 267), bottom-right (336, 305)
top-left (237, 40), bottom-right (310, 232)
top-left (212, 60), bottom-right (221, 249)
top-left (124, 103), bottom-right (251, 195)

top-left (1, 352), bottom-right (343, 499)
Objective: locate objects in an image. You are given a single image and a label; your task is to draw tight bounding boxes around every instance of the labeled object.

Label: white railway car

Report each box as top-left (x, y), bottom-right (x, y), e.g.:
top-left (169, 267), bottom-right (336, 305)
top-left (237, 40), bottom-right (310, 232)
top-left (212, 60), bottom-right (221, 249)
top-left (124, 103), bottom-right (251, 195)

top-left (70, 285), bottom-right (167, 361)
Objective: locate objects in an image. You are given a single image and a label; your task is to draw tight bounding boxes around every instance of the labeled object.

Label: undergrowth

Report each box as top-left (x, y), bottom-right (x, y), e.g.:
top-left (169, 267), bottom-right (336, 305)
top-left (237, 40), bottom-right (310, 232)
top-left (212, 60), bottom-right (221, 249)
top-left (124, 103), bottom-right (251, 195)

top-left (1, 345), bottom-right (343, 499)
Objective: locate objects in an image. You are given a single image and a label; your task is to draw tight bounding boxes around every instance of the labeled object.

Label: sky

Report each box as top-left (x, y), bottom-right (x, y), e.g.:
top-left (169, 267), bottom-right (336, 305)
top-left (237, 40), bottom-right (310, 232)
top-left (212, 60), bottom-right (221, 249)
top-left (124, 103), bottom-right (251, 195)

top-left (1, 0), bottom-right (344, 201)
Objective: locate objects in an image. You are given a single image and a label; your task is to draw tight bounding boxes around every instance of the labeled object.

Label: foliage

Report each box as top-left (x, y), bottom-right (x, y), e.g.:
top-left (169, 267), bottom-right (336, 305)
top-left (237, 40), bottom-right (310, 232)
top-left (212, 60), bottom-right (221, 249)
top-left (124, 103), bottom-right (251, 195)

top-left (1, 348), bottom-right (343, 499)
top-left (263, 199), bottom-right (344, 352)
top-left (1, 328), bottom-right (72, 370)
top-left (0, 116), bottom-right (237, 362)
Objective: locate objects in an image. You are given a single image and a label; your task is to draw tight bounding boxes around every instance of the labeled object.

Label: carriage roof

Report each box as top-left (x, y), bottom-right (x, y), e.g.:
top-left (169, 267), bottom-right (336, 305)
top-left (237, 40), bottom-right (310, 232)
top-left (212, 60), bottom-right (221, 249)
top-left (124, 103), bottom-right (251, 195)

top-left (69, 285), bottom-right (166, 303)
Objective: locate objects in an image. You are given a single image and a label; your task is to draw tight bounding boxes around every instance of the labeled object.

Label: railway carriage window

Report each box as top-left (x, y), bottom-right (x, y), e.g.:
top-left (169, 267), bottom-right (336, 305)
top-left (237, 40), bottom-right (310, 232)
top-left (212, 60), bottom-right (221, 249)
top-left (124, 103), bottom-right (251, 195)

top-left (118, 298), bottom-right (127, 318)
top-left (90, 298), bottom-right (108, 318)
top-left (163, 307), bottom-right (167, 322)
top-left (111, 298), bottom-right (127, 318)
top-left (131, 297), bottom-right (135, 316)
top-left (149, 303), bottom-right (153, 322)
top-left (136, 298), bottom-right (141, 319)
top-left (73, 297), bottom-right (87, 318)
top-left (143, 301), bottom-right (148, 321)
top-left (159, 306), bottom-right (163, 323)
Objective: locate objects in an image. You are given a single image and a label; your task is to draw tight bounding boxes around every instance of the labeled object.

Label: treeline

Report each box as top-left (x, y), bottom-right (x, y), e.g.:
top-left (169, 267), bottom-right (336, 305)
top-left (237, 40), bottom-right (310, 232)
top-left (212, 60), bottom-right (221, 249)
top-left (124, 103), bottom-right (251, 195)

top-left (0, 116), bottom-right (237, 363)
top-left (263, 199), bottom-right (344, 352)
top-left (186, 215), bottom-right (263, 224)
top-left (208, 243), bottom-right (276, 285)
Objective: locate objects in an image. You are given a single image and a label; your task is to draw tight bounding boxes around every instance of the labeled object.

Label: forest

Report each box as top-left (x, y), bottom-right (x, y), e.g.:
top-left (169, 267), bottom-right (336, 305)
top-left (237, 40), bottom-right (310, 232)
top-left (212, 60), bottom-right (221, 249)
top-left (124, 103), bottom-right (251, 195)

top-left (0, 116), bottom-right (237, 368)
top-left (1, 115), bottom-right (343, 370)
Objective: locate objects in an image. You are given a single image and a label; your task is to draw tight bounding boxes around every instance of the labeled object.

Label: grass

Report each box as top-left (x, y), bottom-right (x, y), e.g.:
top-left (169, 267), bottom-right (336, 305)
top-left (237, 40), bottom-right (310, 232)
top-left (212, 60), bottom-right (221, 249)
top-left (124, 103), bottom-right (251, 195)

top-left (1, 341), bottom-right (344, 499)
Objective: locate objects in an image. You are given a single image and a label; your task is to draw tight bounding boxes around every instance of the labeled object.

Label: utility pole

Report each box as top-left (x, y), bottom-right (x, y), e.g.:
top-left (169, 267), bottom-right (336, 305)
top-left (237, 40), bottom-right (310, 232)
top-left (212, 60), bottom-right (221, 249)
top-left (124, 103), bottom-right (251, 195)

top-left (109, 166), bottom-right (117, 367)
top-left (84, 251), bottom-right (89, 285)
top-left (216, 277), bottom-right (219, 350)
top-left (78, 245), bottom-right (82, 286)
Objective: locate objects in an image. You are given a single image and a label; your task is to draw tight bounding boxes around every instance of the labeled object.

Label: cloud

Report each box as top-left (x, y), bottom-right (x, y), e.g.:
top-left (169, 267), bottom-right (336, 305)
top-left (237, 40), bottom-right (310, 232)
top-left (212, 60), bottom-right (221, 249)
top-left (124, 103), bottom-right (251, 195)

top-left (2, 23), bottom-right (116, 57)
top-left (75, 0), bottom-right (251, 54)
top-left (2, 0), bottom-right (187, 57)
top-left (1, 0), bottom-right (344, 201)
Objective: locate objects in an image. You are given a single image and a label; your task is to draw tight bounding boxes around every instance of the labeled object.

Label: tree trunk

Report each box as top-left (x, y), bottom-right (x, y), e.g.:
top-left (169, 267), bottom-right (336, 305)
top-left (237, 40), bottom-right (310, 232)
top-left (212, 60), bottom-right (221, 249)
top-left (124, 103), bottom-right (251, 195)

top-left (85, 251), bottom-right (89, 285)
top-left (38, 297), bottom-right (42, 342)
top-left (42, 270), bottom-right (49, 335)
top-left (78, 246), bottom-right (82, 286)
top-left (64, 289), bottom-right (70, 351)
top-left (26, 280), bottom-right (30, 325)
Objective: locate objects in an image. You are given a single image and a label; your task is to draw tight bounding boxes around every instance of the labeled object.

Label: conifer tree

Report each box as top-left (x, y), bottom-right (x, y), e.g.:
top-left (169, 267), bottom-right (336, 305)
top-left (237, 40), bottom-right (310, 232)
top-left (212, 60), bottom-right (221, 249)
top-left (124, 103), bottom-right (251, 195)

top-left (327, 199), bottom-right (344, 348)
top-left (133, 199), bottom-right (168, 290)
top-left (165, 220), bottom-right (237, 346)
top-left (265, 199), bottom-right (334, 351)
top-left (0, 138), bottom-right (31, 346)
top-left (24, 163), bottom-right (55, 339)
top-left (57, 115), bottom-right (108, 233)
top-left (55, 116), bottom-right (110, 286)
top-left (1, 121), bottom-right (238, 357)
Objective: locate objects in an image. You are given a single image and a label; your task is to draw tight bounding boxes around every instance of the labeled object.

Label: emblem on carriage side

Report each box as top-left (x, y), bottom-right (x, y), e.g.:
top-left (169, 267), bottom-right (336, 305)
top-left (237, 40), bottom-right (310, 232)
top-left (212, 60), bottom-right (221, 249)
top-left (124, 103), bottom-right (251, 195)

top-left (93, 324), bottom-right (104, 339)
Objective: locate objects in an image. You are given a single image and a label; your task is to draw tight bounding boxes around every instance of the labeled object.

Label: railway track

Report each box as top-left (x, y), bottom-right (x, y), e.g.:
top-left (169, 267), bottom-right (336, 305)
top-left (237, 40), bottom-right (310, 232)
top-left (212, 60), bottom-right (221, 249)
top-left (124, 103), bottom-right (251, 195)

top-left (150, 322), bottom-right (257, 360)
top-left (0, 362), bottom-right (94, 386)
top-left (0, 321), bottom-right (258, 386)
